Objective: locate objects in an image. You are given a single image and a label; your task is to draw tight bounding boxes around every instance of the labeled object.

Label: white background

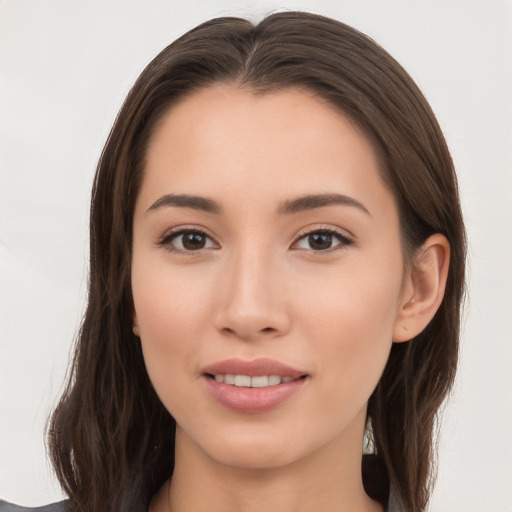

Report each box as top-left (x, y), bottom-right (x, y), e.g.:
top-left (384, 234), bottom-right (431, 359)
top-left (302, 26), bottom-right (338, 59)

top-left (1, 1), bottom-right (511, 510)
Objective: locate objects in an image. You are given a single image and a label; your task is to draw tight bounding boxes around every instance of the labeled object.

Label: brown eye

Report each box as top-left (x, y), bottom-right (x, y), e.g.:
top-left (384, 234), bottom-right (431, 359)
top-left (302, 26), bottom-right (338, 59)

top-left (294, 229), bottom-right (353, 252)
top-left (308, 232), bottom-right (334, 250)
top-left (182, 232), bottom-right (207, 250)
top-left (159, 229), bottom-right (217, 252)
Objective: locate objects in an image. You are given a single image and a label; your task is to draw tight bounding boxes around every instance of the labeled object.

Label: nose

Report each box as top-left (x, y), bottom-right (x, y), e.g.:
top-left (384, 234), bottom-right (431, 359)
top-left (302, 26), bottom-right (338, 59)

top-left (213, 248), bottom-right (291, 342)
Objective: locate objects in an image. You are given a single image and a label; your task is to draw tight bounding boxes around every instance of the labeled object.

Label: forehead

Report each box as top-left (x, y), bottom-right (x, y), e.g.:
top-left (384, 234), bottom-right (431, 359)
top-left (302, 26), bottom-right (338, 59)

top-left (139, 84), bottom-right (393, 216)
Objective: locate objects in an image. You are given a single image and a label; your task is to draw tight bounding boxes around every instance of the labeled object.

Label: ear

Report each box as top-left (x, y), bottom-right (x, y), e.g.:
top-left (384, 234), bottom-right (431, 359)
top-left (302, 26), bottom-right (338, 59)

top-left (132, 309), bottom-right (140, 337)
top-left (393, 234), bottom-right (450, 343)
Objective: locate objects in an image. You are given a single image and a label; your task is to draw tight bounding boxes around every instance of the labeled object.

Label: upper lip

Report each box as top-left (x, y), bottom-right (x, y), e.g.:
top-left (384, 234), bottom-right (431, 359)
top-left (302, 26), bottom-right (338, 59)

top-left (202, 358), bottom-right (306, 378)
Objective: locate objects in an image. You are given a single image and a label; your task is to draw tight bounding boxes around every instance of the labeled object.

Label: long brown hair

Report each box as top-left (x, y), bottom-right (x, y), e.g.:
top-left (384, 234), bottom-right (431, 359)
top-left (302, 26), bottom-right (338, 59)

top-left (47, 11), bottom-right (466, 512)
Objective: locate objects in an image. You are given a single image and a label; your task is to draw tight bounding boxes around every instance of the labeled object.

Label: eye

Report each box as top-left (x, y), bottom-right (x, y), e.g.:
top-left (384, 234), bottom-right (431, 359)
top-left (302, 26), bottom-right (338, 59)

top-left (293, 229), bottom-right (353, 252)
top-left (158, 228), bottom-right (218, 252)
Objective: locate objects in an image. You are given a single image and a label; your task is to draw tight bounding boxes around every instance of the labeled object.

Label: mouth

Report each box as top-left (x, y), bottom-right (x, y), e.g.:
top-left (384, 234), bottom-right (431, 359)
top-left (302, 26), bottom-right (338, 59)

top-left (206, 373), bottom-right (305, 387)
top-left (201, 358), bottom-right (309, 413)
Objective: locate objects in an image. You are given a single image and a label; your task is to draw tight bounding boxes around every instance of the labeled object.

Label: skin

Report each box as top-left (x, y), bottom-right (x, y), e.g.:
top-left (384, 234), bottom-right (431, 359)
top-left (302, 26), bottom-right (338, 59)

top-left (131, 84), bottom-right (449, 512)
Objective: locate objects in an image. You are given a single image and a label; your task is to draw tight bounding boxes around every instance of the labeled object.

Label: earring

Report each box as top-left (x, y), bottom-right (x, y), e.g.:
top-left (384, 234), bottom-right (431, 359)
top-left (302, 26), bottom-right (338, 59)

top-left (363, 417), bottom-right (375, 455)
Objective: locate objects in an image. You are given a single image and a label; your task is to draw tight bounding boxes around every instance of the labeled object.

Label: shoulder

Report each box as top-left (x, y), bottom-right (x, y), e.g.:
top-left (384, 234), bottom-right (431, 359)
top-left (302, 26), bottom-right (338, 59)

top-left (0, 501), bottom-right (70, 512)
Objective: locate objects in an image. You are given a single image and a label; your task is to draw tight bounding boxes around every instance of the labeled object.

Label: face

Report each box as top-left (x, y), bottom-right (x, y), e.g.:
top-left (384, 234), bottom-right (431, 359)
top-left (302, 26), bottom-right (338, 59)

top-left (131, 85), bottom-right (405, 470)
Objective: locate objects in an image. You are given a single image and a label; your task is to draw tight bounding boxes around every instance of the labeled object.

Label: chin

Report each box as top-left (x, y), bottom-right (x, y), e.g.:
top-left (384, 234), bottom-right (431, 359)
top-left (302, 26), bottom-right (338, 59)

top-left (208, 441), bottom-right (302, 471)
top-left (188, 417), bottom-right (346, 472)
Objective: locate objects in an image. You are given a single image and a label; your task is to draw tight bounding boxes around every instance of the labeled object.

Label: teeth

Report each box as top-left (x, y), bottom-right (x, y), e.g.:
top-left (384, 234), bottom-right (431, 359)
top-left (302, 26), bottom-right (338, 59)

top-left (251, 376), bottom-right (269, 388)
top-left (234, 375), bottom-right (251, 387)
top-left (268, 375), bottom-right (281, 386)
top-left (212, 374), bottom-right (298, 388)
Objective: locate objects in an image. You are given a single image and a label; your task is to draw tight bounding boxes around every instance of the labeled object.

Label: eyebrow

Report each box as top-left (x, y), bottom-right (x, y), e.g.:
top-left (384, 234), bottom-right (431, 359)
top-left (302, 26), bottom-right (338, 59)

top-left (145, 192), bottom-right (370, 217)
top-left (278, 193), bottom-right (370, 216)
top-left (146, 194), bottom-right (223, 215)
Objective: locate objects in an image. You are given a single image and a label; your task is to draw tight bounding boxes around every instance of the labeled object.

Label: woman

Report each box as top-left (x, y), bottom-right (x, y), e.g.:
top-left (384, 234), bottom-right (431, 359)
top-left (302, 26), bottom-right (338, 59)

top-left (0, 10), bottom-right (465, 512)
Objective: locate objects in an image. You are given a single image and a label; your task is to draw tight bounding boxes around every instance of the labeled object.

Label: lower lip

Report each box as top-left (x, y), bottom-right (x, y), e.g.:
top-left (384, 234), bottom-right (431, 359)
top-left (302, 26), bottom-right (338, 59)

top-left (203, 376), bottom-right (307, 413)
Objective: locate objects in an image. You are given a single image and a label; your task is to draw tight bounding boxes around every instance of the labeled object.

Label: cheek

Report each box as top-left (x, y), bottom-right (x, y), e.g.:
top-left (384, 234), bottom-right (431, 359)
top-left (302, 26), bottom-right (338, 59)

top-left (298, 256), bottom-right (403, 404)
top-left (132, 253), bottom-right (215, 334)
top-left (131, 259), bottom-right (213, 408)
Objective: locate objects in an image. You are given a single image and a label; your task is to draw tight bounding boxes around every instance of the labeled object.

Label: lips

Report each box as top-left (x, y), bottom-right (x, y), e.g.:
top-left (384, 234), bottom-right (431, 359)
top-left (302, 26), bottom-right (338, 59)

top-left (201, 358), bottom-right (308, 413)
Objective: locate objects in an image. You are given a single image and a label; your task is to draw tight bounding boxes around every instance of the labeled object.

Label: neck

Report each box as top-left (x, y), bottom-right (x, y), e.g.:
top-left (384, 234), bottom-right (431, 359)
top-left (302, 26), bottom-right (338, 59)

top-left (151, 420), bottom-right (383, 512)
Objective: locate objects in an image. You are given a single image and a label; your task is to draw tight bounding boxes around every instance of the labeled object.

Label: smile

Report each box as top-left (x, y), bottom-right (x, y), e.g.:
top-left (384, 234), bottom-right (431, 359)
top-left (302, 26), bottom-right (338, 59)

top-left (211, 374), bottom-right (299, 387)
top-left (201, 358), bottom-right (308, 413)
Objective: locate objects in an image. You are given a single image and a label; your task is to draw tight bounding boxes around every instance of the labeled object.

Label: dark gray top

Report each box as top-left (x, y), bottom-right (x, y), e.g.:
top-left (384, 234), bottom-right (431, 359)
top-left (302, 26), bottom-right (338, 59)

top-left (0, 502), bottom-right (69, 512)
top-left (0, 496), bottom-right (401, 512)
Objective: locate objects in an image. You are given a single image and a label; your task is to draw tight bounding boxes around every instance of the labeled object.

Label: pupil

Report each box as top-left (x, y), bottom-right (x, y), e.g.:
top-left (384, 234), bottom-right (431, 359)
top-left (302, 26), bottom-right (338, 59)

top-left (309, 233), bottom-right (332, 250)
top-left (183, 233), bottom-right (205, 250)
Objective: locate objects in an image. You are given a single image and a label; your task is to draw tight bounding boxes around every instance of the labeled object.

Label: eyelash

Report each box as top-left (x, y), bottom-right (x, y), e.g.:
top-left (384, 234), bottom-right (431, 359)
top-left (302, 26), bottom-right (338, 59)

top-left (293, 227), bottom-right (354, 253)
top-left (157, 226), bottom-right (217, 254)
top-left (157, 226), bottom-right (354, 254)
